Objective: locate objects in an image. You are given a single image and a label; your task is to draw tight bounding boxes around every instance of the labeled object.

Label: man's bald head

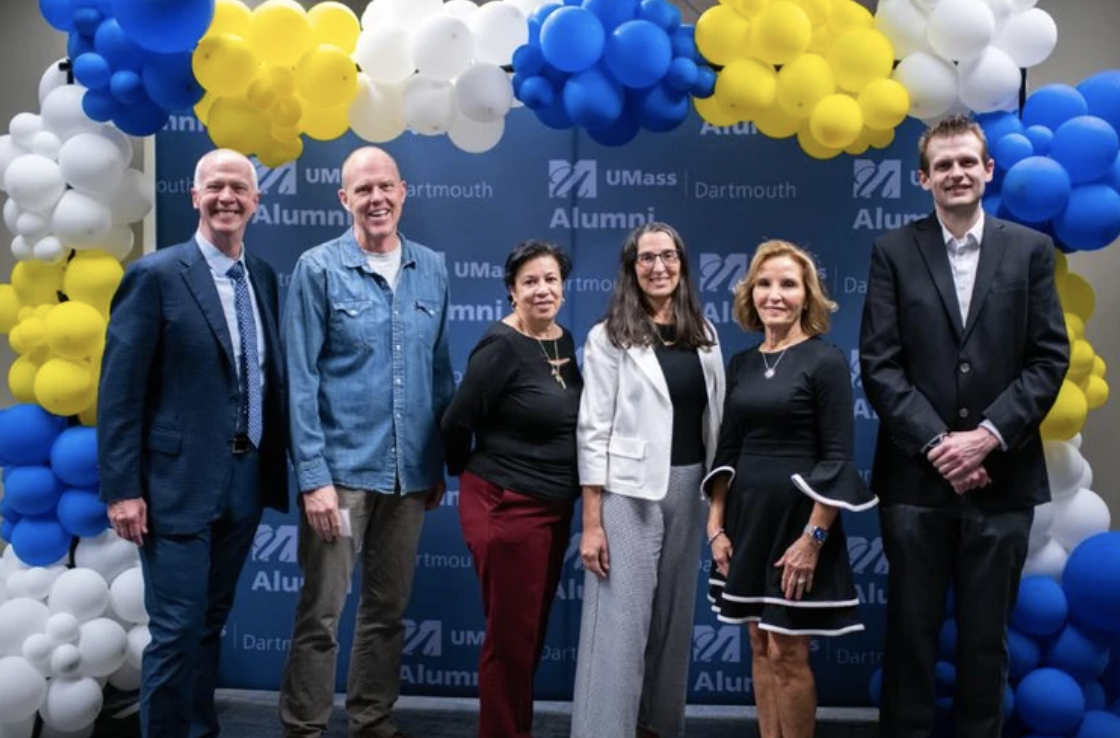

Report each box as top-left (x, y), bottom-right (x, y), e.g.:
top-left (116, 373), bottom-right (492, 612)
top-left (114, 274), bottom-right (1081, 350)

top-left (341, 147), bottom-right (402, 191)
top-left (338, 146), bottom-right (407, 253)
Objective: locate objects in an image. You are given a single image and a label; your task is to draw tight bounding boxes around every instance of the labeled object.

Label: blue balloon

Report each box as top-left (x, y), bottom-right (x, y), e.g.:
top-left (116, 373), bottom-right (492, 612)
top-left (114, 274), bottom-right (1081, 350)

top-left (0, 495), bottom-right (22, 524)
top-left (665, 57), bottom-right (699, 92)
top-left (993, 133), bottom-right (1034, 171)
top-left (604, 20), bottom-right (672, 89)
top-left (518, 75), bottom-right (555, 110)
top-left (10, 515), bottom-right (72, 567)
top-left (112, 0), bottom-right (215, 54)
top-left (671, 25), bottom-right (697, 61)
top-left (1023, 84), bottom-right (1090, 131)
top-left (534, 91), bottom-right (574, 130)
top-left (1045, 623), bottom-right (1112, 682)
top-left (142, 52), bottom-right (204, 111)
top-left (0, 519), bottom-right (13, 543)
top-left (1016, 668), bottom-right (1086, 735)
top-left (563, 67), bottom-right (624, 128)
top-left (4, 466), bottom-right (65, 517)
top-left (1078, 70), bottom-right (1120, 131)
top-left (582, 0), bottom-right (638, 32)
top-left (938, 619), bottom-right (957, 661)
top-left (1084, 681), bottom-right (1108, 711)
top-left (72, 52), bottom-right (112, 90)
top-left (1102, 660), bottom-right (1120, 702)
top-left (1054, 184), bottom-right (1120, 252)
top-left (71, 6), bottom-right (103, 35)
top-left (632, 82), bottom-right (689, 133)
top-left (934, 661), bottom-right (956, 698)
top-left (1065, 533), bottom-right (1120, 636)
top-left (1051, 115), bottom-right (1120, 184)
top-left (976, 110), bottom-right (1024, 150)
top-left (691, 65), bottom-right (717, 99)
top-left (639, 0), bottom-right (681, 32)
top-left (50, 426), bottom-right (99, 488)
top-left (1002, 156), bottom-right (1072, 224)
top-left (1076, 710), bottom-right (1120, 738)
top-left (94, 17), bottom-right (147, 71)
top-left (67, 31), bottom-right (96, 59)
top-left (512, 44), bottom-right (545, 77)
top-left (587, 110), bottom-right (640, 147)
top-left (868, 667), bottom-right (883, 707)
top-left (82, 88), bottom-right (121, 122)
top-left (528, 3), bottom-right (563, 46)
top-left (40, 0), bottom-right (75, 31)
top-left (0, 405), bottom-right (66, 466)
top-left (1014, 576), bottom-right (1070, 637)
top-left (1024, 125), bottom-right (1053, 156)
top-left (110, 69), bottom-right (145, 105)
top-left (540, 7), bottom-right (606, 73)
top-left (1009, 629), bottom-right (1041, 681)
top-left (56, 487), bottom-right (109, 538)
top-left (1003, 684), bottom-right (1015, 719)
top-left (982, 192), bottom-right (1006, 219)
top-left (113, 95), bottom-right (170, 137)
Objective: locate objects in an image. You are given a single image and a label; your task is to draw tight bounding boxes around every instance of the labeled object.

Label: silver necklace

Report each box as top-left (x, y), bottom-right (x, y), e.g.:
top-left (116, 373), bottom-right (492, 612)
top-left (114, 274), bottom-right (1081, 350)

top-left (761, 347), bottom-right (789, 379)
top-left (519, 316), bottom-right (566, 390)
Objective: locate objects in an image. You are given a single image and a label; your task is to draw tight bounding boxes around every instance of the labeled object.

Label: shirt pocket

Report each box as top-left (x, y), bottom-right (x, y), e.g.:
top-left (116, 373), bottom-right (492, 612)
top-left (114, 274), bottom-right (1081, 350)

top-left (412, 296), bottom-right (441, 345)
top-left (330, 299), bottom-right (377, 352)
top-left (608, 435), bottom-right (647, 489)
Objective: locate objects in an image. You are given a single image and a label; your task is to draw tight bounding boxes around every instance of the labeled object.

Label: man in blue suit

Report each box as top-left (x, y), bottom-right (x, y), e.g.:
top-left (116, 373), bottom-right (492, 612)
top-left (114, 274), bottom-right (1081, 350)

top-left (98, 148), bottom-right (289, 738)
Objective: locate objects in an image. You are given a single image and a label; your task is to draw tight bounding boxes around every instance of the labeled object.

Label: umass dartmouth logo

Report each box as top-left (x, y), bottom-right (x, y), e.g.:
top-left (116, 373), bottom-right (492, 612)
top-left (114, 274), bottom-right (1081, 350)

top-left (698, 253), bottom-right (748, 293)
top-left (403, 619), bottom-right (443, 657)
top-left (853, 159), bottom-right (901, 200)
top-left (549, 159), bottom-right (597, 198)
top-left (693, 625), bottom-right (742, 663)
top-left (251, 159), bottom-right (298, 196)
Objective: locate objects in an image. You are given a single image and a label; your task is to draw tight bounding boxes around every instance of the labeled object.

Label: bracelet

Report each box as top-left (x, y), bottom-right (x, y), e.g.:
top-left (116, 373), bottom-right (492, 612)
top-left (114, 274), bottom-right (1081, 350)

top-left (707, 528), bottom-right (726, 545)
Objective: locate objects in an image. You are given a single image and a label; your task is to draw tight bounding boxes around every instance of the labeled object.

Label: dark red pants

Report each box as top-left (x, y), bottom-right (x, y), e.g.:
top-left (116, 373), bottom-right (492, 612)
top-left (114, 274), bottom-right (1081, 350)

top-left (458, 470), bottom-right (574, 738)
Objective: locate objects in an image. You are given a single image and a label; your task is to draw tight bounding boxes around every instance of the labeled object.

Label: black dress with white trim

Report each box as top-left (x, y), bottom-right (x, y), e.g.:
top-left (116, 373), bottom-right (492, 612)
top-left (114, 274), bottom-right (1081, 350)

top-left (702, 338), bottom-right (877, 636)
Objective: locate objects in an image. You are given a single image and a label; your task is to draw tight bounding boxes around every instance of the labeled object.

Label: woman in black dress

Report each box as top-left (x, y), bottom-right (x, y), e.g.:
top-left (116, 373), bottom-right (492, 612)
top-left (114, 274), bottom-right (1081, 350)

top-left (440, 240), bottom-right (583, 738)
top-left (703, 240), bottom-right (877, 738)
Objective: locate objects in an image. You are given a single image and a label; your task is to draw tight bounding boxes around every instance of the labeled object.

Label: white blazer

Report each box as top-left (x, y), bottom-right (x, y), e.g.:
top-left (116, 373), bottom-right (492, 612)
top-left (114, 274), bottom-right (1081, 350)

top-left (577, 321), bottom-right (725, 500)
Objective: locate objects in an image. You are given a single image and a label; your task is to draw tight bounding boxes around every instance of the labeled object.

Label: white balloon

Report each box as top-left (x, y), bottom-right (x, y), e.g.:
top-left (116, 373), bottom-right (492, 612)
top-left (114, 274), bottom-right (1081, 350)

top-left (0, 656), bottom-right (48, 724)
top-left (1023, 536), bottom-right (1068, 580)
top-left (1011, 0), bottom-right (1037, 8)
top-left (1069, 433), bottom-right (1083, 449)
top-left (505, 0), bottom-right (553, 16)
top-left (354, 25), bottom-right (417, 85)
top-left (362, 0), bottom-right (442, 29)
top-left (893, 51), bottom-right (959, 119)
top-left (15, 209), bottom-right (51, 241)
top-left (0, 599), bottom-right (50, 657)
top-left (31, 132), bottom-right (62, 161)
top-left (0, 579), bottom-right (7, 607)
top-left (2, 571), bottom-right (31, 600)
top-left (40, 86), bottom-right (100, 142)
top-left (76, 618), bottom-right (127, 678)
top-left (3, 236), bottom-right (25, 261)
top-left (59, 133), bottom-right (127, 196)
top-left (0, 136), bottom-right (29, 194)
top-left (45, 613), bottom-right (81, 646)
top-left (1027, 500), bottom-right (1054, 553)
top-left (3, 198), bottom-right (20, 234)
top-left (49, 644), bottom-right (81, 678)
top-left (108, 567), bottom-right (147, 625)
top-left (470, 1), bottom-right (529, 66)
top-left (33, 236), bottom-right (69, 264)
top-left (47, 569), bottom-right (109, 623)
top-left (441, 0), bottom-right (478, 22)
top-left (1049, 488), bottom-right (1111, 551)
top-left (9, 114), bottom-right (44, 151)
top-left (4, 154), bottom-right (67, 213)
top-left (927, 0), bottom-right (995, 62)
top-left (958, 47), bottom-right (1020, 113)
top-left (412, 15), bottom-right (474, 81)
top-left (21, 633), bottom-right (55, 676)
top-left (994, 8), bottom-right (1057, 68)
top-left (51, 190), bottom-right (112, 245)
top-left (448, 113), bottom-right (505, 154)
top-left (38, 677), bottom-right (102, 733)
top-left (875, 0), bottom-right (930, 58)
top-left (455, 63), bottom-right (514, 123)
top-left (125, 625), bottom-right (150, 670)
top-left (40, 723), bottom-right (94, 738)
top-left (39, 59), bottom-right (70, 108)
top-left (1044, 440), bottom-right (1085, 500)
top-left (73, 531), bottom-right (139, 584)
top-left (107, 660), bottom-right (140, 692)
top-left (95, 225), bottom-right (135, 261)
top-left (97, 125), bottom-right (133, 165)
top-left (1077, 460), bottom-right (1094, 492)
top-left (349, 76), bottom-right (408, 144)
top-left (402, 75), bottom-right (456, 135)
top-left (108, 169), bottom-right (153, 226)
top-left (982, 0), bottom-right (1013, 29)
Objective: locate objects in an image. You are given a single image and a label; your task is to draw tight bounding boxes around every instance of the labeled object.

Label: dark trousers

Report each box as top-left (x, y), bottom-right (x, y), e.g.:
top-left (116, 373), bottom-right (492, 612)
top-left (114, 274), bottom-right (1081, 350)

top-left (458, 471), bottom-right (574, 738)
top-left (139, 451), bottom-right (262, 738)
top-left (879, 500), bottom-right (1033, 738)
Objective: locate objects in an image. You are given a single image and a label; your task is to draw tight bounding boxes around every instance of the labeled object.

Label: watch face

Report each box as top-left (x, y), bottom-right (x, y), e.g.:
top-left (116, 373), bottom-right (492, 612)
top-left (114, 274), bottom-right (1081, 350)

top-left (812, 527), bottom-right (827, 543)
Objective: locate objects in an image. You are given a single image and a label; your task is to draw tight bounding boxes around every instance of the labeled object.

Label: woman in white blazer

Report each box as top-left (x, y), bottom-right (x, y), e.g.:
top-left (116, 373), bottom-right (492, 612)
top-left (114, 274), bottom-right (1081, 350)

top-left (570, 222), bottom-right (725, 738)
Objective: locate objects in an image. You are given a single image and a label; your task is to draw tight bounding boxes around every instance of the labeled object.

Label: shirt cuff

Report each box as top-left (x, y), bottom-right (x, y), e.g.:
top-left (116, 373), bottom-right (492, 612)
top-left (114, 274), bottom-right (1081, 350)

top-left (920, 432), bottom-right (947, 455)
top-left (980, 420), bottom-right (1008, 452)
top-left (297, 457), bottom-right (333, 493)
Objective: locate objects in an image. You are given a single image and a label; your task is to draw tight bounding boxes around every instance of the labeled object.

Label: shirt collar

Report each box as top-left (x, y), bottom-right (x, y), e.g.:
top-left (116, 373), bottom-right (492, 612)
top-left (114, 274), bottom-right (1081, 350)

top-left (938, 210), bottom-right (985, 250)
top-left (195, 231), bottom-right (245, 276)
top-left (340, 228), bottom-right (417, 270)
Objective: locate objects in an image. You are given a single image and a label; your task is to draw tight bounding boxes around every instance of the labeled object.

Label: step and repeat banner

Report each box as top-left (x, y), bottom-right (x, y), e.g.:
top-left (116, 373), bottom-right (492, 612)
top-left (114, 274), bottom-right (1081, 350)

top-left (154, 110), bottom-right (934, 706)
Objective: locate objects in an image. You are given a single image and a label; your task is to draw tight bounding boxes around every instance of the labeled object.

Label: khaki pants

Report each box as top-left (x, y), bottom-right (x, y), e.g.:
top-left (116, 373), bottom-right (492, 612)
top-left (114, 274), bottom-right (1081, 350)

top-left (279, 487), bottom-right (427, 738)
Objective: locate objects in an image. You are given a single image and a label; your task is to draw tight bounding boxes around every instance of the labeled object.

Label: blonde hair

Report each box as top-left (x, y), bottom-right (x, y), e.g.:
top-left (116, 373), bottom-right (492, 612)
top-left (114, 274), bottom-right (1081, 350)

top-left (732, 240), bottom-right (837, 335)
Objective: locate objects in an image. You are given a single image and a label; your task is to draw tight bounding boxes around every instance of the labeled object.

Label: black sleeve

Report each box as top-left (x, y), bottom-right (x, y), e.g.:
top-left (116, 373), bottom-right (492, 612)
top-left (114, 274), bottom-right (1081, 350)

top-left (439, 331), bottom-right (518, 476)
top-left (702, 350), bottom-right (745, 495)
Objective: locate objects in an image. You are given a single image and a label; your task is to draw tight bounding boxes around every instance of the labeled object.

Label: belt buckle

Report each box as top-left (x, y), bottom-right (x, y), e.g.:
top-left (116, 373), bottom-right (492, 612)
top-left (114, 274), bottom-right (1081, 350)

top-left (231, 435), bottom-right (252, 454)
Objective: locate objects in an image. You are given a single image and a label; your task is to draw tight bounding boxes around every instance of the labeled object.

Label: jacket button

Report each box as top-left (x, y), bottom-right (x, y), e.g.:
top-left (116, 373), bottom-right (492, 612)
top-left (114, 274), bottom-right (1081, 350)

top-left (960, 362), bottom-right (971, 374)
top-left (959, 408), bottom-right (970, 418)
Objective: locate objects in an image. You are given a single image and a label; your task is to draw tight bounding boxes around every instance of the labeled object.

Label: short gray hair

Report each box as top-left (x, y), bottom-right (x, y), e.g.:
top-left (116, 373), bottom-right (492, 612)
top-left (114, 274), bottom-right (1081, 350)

top-left (193, 149), bottom-right (260, 191)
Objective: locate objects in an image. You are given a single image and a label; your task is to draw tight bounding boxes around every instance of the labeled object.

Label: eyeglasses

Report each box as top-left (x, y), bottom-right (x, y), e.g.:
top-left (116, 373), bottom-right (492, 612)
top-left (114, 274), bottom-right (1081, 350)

top-left (636, 249), bottom-right (681, 268)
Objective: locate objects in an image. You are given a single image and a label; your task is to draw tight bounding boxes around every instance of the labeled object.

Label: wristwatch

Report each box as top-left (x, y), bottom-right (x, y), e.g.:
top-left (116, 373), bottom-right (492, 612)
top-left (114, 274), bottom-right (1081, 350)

top-left (804, 525), bottom-right (828, 545)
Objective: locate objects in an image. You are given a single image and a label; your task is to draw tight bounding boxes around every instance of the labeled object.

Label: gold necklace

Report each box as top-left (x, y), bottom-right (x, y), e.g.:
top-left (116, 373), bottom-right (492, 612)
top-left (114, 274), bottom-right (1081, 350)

top-left (519, 316), bottom-right (566, 390)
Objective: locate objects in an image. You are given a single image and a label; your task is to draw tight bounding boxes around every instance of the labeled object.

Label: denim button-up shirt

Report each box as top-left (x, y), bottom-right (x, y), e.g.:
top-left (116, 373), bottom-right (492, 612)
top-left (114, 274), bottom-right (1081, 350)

top-left (283, 229), bottom-right (454, 494)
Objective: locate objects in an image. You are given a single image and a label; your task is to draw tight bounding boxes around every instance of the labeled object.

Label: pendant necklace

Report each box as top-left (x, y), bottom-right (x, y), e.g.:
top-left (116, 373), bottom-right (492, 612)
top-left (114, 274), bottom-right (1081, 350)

top-left (761, 346), bottom-right (789, 379)
top-left (521, 316), bottom-right (566, 390)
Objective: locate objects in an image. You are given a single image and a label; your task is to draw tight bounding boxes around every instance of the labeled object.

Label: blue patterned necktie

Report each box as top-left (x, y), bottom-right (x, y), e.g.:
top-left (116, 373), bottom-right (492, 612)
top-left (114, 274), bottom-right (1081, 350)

top-left (226, 261), bottom-right (263, 447)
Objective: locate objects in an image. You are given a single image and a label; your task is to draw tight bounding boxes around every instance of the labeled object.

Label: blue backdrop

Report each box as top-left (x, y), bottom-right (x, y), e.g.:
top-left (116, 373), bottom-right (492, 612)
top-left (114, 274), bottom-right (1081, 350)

top-left (154, 110), bottom-right (934, 706)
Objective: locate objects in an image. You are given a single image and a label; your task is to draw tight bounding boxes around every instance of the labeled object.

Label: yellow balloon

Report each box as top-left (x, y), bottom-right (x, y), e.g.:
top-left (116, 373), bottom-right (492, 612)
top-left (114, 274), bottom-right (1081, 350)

top-left (45, 301), bottom-right (106, 360)
top-left (1053, 250), bottom-right (1069, 283)
top-left (309, 1), bottom-right (360, 55)
top-left (9, 317), bottom-right (46, 356)
top-left (208, 0), bottom-right (252, 37)
top-left (859, 78), bottom-right (910, 131)
top-left (727, 0), bottom-right (770, 18)
top-left (751, 1), bottom-right (812, 65)
top-left (250, 0), bottom-right (313, 68)
top-left (810, 93), bottom-right (863, 149)
top-left (192, 33), bottom-right (259, 97)
top-left (257, 136), bottom-right (304, 168)
top-left (828, 0), bottom-right (873, 32)
top-left (792, 0), bottom-right (833, 25)
top-left (828, 28), bottom-right (894, 93)
top-left (247, 76), bottom-right (278, 110)
top-left (9, 355), bottom-right (40, 403)
top-left (265, 65), bottom-right (297, 98)
top-left (843, 129), bottom-right (871, 155)
top-left (696, 6), bottom-right (753, 67)
top-left (1092, 355), bottom-right (1107, 378)
top-left (78, 400), bottom-right (98, 427)
top-left (1064, 313), bottom-right (1085, 342)
top-left (296, 45), bottom-right (360, 109)
top-left (271, 122), bottom-right (301, 142)
top-left (11, 260), bottom-right (64, 306)
top-left (752, 103), bottom-right (800, 138)
top-left (1081, 375), bottom-right (1109, 410)
top-left (299, 101), bottom-right (350, 141)
top-left (807, 24), bottom-right (833, 55)
top-left (1067, 339), bottom-right (1095, 384)
top-left (777, 53), bottom-right (835, 119)
top-left (64, 251), bottom-right (124, 317)
top-left (273, 96), bottom-right (304, 127)
top-left (865, 125), bottom-right (895, 149)
top-left (34, 304), bottom-right (53, 320)
top-left (17, 306), bottom-right (34, 322)
top-left (694, 95), bottom-right (743, 126)
top-left (715, 59), bottom-right (778, 120)
top-left (34, 357), bottom-right (94, 417)
top-left (1040, 380), bottom-right (1088, 441)
top-left (207, 96), bottom-right (271, 154)
top-left (797, 121), bottom-right (842, 160)
top-left (195, 91), bottom-right (217, 125)
top-left (0, 284), bottom-right (22, 333)
top-left (1058, 271), bottom-right (1095, 322)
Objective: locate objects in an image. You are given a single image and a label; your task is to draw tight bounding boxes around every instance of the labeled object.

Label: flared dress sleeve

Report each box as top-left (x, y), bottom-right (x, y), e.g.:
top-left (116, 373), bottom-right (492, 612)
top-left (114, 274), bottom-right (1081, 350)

top-left (702, 350), bottom-right (746, 496)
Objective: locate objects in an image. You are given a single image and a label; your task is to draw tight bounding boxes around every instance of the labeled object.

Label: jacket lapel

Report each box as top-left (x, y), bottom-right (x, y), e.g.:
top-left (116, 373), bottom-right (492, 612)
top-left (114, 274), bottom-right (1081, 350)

top-left (961, 217), bottom-right (1008, 343)
top-left (180, 241), bottom-right (236, 377)
top-left (627, 344), bottom-right (672, 403)
top-left (914, 215), bottom-right (964, 342)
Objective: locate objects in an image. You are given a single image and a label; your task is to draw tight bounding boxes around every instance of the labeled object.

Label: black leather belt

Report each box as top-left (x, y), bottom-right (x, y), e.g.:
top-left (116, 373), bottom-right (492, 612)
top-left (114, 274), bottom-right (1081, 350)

top-left (231, 434), bottom-right (254, 454)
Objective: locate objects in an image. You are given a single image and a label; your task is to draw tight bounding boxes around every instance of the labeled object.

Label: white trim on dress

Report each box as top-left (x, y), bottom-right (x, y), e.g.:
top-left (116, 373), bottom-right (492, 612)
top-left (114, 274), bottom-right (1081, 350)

top-left (790, 473), bottom-right (879, 512)
top-left (700, 465), bottom-right (736, 495)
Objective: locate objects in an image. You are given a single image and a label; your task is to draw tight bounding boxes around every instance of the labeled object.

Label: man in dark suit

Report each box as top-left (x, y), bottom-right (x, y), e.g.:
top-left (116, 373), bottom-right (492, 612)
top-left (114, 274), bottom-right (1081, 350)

top-left (98, 148), bottom-right (289, 738)
top-left (859, 115), bottom-right (1069, 738)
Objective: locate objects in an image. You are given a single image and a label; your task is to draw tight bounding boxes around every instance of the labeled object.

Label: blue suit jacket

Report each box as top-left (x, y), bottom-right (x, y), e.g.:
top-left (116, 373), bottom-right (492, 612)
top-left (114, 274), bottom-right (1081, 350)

top-left (98, 239), bottom-right (290, 533)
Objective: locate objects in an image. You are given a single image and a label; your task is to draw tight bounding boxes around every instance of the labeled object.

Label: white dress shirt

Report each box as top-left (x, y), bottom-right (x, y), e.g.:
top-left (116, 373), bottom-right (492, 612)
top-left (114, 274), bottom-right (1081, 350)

top-left (195, 232), bottom-right (266, 388)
